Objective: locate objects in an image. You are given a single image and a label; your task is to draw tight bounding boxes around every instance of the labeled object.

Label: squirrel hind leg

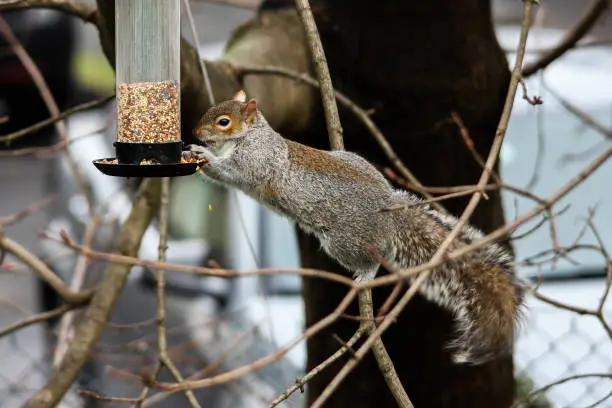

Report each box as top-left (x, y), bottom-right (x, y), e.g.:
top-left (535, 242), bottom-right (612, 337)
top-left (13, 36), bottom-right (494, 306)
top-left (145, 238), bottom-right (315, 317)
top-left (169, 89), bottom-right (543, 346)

top-left (353, 268), bottom-right (378, 283)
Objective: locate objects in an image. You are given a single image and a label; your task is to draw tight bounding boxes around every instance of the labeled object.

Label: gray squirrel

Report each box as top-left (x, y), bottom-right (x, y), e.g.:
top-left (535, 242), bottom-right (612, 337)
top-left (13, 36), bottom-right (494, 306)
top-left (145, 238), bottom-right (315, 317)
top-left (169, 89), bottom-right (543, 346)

top-left (185, 90), bottom-right (525, 365)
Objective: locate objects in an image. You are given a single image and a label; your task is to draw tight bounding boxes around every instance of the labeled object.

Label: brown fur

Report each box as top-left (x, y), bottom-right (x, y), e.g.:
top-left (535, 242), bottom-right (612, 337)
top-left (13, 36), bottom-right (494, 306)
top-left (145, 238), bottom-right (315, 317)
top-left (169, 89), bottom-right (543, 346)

top-left (286, 141), bottom-right (379, 185)
top-left (194, 100), bottom-right (245, 139)
top-left (463, 262), bottom-right (521, 350)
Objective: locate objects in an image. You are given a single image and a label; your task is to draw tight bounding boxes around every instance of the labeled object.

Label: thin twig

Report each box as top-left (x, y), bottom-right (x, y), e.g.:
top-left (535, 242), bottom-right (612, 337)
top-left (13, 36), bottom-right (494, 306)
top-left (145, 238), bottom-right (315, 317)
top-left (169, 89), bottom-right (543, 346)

top-left (294, 0), bottom-right (343, 150)
top-left (0, 195), bottom-right (58, 227)
top-left (450, 110), bottom-right (490, 179)
top-left (518, 79), bottom-right (543, 106)
top-left (380, 187), bottom-right (485, 212)
top-left (54, 232), bottom-right (355, 286)
top-left (359, 288), bottom-right (413, 408)
top-left (311, 262), bottom-right (426, 408)
top-left (24, 179), bottom-right (163, 408)
top-left (0, 304), bottom-right (82, 338)
top-left (141, 322), bottom-right (260, 407)
top-left (510, 373), bottom-right (612, 408)
top-left (366, 147), bottom-right (612, 289)
top-left (156, 178), bottom-right (202, 407)
top-left (132, 178), bottom-right (201, 408)
top-left (523, 0), bottom-right (610, 77)
top-left (0, 235), bottom-right (92, 304)
top-left (153, 289), bottom-right (358, 391)
top-left (78, 390), bottom-right (140, 403)
top-left (0, 15), bottom-right (95, 215)
top-left (183, 0), bottom-right (215, 105)
top-left (542, 79), bottom-right (612, 139)
top-left (0, 111), bottom-right (114, 158)
top-left (53, 217), bottom-right (102, 368)
top-left (268, 329), bottom-right (363, 407)
top-left (0, 95), bottom-right (114, 145)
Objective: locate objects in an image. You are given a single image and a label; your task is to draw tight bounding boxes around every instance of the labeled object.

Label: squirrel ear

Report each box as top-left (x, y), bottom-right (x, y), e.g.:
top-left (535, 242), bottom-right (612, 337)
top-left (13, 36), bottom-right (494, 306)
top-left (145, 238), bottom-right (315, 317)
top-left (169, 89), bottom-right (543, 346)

top-left (242, 99), bottom-right (258, 125)
top-left (233, 90), bottom-right (247, 103)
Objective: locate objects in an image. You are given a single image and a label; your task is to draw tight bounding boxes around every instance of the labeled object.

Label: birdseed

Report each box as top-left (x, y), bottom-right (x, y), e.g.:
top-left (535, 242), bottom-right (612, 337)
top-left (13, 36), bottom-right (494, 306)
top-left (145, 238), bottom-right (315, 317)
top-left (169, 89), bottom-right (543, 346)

top-left (117, 80), bottom-right (180, 143)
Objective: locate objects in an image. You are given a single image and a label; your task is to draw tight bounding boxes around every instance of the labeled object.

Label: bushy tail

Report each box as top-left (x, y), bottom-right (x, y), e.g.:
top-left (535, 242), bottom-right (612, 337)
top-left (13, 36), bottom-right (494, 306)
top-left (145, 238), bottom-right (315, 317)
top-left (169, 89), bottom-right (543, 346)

top-left (440, 263), bottom-right (526, 365)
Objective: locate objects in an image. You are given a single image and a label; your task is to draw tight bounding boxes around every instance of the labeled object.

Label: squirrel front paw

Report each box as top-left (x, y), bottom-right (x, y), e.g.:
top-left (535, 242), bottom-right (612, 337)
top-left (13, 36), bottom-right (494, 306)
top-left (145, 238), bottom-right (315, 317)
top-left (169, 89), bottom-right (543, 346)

top-left (185, 144), bottom-right (214, 162)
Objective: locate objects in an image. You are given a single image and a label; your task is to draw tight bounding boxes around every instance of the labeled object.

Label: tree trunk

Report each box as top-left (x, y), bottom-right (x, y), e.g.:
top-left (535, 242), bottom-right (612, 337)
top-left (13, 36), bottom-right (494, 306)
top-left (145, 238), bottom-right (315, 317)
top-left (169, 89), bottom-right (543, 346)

top-left (258, 1), bottom-right (515, 407)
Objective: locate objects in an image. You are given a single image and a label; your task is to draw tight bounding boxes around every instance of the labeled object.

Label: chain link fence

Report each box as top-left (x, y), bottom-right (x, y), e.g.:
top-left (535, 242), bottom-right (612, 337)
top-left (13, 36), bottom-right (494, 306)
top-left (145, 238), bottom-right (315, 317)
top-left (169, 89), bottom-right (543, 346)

top-left (1, 281), bottom-right (611, 408)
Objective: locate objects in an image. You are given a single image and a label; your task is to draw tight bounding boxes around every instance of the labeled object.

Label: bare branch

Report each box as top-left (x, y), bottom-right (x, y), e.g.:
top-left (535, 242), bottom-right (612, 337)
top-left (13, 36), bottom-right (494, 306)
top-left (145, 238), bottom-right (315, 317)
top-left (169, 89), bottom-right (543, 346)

top-left (53, 217), bottom-right (102, 368)
top-left (78, 390), bottom-right (140, 403)
top-left (24, 179), bottom-right (162, 408)
top-left (0, 236), bottom-right (92, 304)
top-left (511, 373), bottom-right (612, 408)
top-left (183, 0), bottom-right (215, 106)
top-left (0, 95), bottom-right (114, 145)
top-left (0, 304), bottom-right (81, 338)
top-left (294, 0), bottom-right (344, 150)
top-left (542, 79), bottom-right (612, 139)
top-left (0, 195), bottom-right (58, 227)
top-left (152, 178), bottom-right (202, 407)
top-left (154, 288), bottom-right (358, 391)
top-left (359, 289), bottom-right (413, 408)
top-left (518, 79), bottom-right (543, 106)
top-left (0, 15), bottom-right (95, 214)
top-left (55, 232), bottom-right (355, 286)
top-left (367, 146), bottom-right (612, 289)
top-left (269, 329), bottom-right (363, 407)
top-left (523, 0), bottom-right (610, 77)
top-left (0, 0), bottom-right (99, 25)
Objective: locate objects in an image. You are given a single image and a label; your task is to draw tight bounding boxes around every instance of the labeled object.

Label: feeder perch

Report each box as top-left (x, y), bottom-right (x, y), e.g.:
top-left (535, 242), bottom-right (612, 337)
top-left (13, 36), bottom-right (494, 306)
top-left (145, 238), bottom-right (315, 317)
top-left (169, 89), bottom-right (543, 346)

top-left (93, 0), bottom-right (203, 177)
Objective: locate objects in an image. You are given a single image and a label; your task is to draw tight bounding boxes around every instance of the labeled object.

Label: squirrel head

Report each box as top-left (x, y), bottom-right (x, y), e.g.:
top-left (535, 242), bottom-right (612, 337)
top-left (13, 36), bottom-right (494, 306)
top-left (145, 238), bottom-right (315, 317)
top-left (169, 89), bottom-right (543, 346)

top-left (193, 90), bottom-right (259, 149)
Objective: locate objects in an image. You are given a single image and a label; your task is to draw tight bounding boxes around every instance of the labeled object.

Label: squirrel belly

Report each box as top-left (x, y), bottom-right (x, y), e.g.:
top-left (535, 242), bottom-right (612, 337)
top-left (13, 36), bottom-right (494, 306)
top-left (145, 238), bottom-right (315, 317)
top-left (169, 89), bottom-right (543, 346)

top-left (189, 92), bottom-right (525, 366)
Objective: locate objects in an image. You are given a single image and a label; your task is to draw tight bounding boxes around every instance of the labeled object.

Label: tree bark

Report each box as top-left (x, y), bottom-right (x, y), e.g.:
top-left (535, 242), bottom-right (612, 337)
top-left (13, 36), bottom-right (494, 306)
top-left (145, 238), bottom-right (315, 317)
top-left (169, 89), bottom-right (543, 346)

top-left (95, 1), bottom-right (514, 406)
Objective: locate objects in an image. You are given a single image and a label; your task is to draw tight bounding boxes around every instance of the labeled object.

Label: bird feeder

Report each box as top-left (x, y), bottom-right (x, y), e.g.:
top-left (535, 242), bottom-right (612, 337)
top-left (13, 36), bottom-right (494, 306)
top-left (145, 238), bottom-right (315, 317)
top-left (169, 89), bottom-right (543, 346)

top-left (93, 0), bottom-right (202, 177)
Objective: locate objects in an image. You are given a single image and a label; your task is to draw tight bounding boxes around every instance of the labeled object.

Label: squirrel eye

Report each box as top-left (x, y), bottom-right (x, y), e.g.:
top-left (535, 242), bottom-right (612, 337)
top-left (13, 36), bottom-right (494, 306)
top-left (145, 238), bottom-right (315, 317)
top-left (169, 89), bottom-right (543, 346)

top-left (215, 116), bottom-right (231, 128)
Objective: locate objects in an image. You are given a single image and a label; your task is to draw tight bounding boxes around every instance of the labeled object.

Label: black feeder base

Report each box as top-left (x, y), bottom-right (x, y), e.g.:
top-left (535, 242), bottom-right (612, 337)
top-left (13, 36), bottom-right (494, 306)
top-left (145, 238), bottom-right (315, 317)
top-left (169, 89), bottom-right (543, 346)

top-left (93, 141), bottom-right (203, 178)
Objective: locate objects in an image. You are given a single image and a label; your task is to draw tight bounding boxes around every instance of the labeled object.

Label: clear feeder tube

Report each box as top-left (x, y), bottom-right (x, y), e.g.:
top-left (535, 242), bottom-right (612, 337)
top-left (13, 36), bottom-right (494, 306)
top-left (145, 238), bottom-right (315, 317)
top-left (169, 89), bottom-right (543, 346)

top-left (115, 0), bottom-right (181, 148)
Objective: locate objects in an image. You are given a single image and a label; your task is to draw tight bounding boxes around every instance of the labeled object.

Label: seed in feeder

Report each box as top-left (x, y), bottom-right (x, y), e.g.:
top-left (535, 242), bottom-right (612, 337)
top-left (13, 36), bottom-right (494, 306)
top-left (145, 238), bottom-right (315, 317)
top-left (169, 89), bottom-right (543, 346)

top-left (117, 81), bottom-right (180, 144)
top-left (139, 158), bottom-right (160, 165)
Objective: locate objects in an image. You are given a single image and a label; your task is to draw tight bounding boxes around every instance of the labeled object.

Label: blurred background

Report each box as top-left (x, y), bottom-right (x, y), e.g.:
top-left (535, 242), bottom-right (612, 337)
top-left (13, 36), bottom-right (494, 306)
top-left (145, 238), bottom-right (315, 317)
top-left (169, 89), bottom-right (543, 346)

top-left (0, 0), bottom-right (611, 407)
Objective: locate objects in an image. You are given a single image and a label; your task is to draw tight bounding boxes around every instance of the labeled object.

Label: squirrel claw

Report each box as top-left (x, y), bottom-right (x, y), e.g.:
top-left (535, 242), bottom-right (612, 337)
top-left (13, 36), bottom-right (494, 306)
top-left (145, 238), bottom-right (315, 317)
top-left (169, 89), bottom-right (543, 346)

top-left (187, 144), bottom-right (208, 153)
top-left (184, 144), bottom-right (213, 162)
top-left (182, 150), bottom-right (201, 161)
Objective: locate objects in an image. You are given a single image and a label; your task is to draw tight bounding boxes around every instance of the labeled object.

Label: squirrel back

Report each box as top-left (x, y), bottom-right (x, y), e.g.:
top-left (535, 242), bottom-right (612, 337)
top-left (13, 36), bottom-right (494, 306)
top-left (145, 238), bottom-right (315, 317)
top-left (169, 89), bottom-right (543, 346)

top-left (187, 91), bottom-right (525, 365)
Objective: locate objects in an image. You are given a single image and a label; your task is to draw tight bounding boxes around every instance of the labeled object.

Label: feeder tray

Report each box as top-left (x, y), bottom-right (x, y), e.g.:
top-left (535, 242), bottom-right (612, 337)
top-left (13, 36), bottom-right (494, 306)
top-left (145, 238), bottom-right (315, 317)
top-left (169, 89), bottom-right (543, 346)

top-left (93, 159), bottom-right (203, 178)
top-left (93, 141), bottom-right (205, 178)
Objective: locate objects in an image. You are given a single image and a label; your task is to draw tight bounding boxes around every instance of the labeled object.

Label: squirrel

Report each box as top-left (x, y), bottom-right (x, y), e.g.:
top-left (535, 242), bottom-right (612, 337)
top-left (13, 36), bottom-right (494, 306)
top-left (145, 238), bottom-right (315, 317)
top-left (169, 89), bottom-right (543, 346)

top-left (185, 90), bottom-right (525, 365)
